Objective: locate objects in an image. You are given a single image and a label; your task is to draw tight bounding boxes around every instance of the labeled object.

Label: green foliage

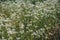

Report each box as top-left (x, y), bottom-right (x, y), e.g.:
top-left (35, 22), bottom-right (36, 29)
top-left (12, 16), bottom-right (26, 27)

top-left (0, 0), bottom-right (59, 40)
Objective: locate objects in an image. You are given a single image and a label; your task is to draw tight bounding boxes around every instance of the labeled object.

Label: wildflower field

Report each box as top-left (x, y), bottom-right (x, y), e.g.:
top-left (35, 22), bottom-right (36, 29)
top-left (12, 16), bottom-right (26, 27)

top-left (0, 0), bottom-right (60, 40)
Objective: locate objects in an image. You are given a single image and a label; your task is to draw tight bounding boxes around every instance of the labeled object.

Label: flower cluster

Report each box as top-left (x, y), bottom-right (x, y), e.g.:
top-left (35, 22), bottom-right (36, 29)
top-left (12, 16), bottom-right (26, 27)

top-left (0, 0), bottom-right (58, 40)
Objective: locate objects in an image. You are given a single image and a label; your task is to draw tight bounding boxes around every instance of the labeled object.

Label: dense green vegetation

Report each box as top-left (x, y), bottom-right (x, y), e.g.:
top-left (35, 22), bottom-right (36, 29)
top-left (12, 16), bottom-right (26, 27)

top-left (0, 0), bottom-right (60, 40)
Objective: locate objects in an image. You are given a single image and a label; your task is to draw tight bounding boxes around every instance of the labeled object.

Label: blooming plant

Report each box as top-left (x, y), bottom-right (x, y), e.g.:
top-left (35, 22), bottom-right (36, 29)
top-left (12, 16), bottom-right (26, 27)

top-left (0, 0), bottom-right (59, 40)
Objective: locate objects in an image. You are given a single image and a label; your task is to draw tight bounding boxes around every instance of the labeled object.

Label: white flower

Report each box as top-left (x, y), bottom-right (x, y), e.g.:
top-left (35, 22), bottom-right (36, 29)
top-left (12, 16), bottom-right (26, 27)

top-left (2, 37), bottom-right (7, 40)
top-left (16, 37), bottom-right (20, 40)
top-left (44, 25), bottom-right (47, 27)
top-left (7, 28), bottom-right (16, 34)
top-left (20, 30), bottom-right (24, 34)
top-left (7, 30), bottom-right (13, 34)
top-left (19, 23), bottom-right (24, 29)
top-left (32, 32), bottom-right (37, 35)
top-left (34, 16), bottom-right (39, 20)
top-left (29, 30), bottom-right (33, 32)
